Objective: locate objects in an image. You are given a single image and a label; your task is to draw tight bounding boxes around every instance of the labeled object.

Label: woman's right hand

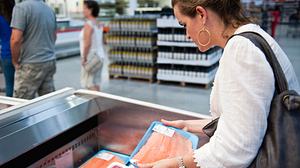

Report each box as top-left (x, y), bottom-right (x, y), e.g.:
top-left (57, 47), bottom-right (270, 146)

top-left (161, 119), bottom-right (212, 134)
top-left (161, 119), bottom-right (189, 131)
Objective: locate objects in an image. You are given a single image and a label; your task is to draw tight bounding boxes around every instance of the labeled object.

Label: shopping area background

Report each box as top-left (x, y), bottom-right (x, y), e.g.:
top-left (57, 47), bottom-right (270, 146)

top-left (0, 0), bottom-right (299, 115)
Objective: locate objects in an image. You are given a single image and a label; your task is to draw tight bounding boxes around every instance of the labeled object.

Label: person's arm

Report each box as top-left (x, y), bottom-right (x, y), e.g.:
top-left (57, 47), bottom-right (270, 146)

top-left (139, 153), bottom-right (198, 168)
top-left (10, 4), bottom-right (27, 69)
top-left (10, 29), bottom-right (23, 69)
top-left (82, 23), bottom-right (93, 65)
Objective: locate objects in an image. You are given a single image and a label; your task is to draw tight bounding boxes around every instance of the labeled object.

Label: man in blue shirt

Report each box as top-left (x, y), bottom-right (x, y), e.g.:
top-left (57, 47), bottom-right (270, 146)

top-left (0, 0), bottom-right (15, 97)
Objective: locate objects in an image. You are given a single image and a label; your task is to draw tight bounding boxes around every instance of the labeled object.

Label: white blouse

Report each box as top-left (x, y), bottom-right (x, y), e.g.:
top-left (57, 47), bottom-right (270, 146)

top-left (193, 24), bottom-right (300, 168)
top-left (79, 20), bottom-right (105, 59)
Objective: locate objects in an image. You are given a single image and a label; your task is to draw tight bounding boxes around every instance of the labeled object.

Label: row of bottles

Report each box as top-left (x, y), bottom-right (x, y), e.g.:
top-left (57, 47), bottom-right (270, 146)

top-left (158, 28), bottom-right (192, 42)
top-left (157, 64), bottom-right (219, 79)
top-left (109, 64), bottom-right (122, 75)
top-left (109, 63), bottom-right (155, 78)
top-left (158, 46), bottom-right (222, 61)
top-left (109, 16), bottom-right (157, 32)
top-left (158, 69), bottom-right (211, 78)
top-left (109, 48), bottom-right (156, 64)
top-left (106, 35), bottom-right (156, 47)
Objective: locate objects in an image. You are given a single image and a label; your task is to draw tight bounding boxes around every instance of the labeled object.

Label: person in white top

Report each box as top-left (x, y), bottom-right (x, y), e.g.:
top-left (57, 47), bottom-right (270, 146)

top-left (139, 0), bottom-right (300, 168)
top-left (80, 0), bottom-right (105, 91)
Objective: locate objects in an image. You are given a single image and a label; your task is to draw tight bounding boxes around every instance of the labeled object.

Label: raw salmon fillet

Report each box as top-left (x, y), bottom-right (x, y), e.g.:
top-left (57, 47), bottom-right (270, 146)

top-left (132, 132), bottom-right (193, 164)
top-left (82, 154), bottom-right (124, 168)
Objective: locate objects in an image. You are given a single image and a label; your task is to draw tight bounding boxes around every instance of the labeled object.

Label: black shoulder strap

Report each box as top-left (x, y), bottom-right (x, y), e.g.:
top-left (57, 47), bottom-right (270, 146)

top-left (229, 32), bottom-right (288, 93)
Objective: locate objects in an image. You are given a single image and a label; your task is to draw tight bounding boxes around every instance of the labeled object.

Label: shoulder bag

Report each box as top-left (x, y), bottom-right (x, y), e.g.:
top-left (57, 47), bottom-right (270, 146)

top-left (84, 52), bottom-right (102, 74)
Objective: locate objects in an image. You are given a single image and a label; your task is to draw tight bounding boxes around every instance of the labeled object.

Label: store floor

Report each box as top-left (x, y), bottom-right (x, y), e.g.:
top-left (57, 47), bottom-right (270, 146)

top-left (54, 55), bottom-right (212, 115)
top-left (54, 35), bottom-right (300, 116)
top-left (0, 34), bottom-right (299, 116)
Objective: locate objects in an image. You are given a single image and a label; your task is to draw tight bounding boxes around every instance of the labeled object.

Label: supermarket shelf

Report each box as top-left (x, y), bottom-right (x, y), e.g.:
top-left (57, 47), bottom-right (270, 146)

top-left (109, 56), bottom-right (156, 65)
top-left (109, 59), bottom-right (155, 65)
top-left (108, 57), bottom-right (123, 62)
top-left (108, 15), bottom-right (159, 82)
top-left (157, 67), bottom-right (218, 85)
top-left (157, 41), bottom-right (197, 47)
top-left (157, 18), bottom-right (182, 28)
top-left (108, 44), bottom-right (156, 49)
top-left (123, 60), bottom-right (155, 65)
top-left (157, 74), bottom-right (215, 85)
top-left (157, 54), bottom-right (221, 67)
top-left (110, 73), bottom-right (155, 83)
top-left (109, 29), bottom-right (158, 33)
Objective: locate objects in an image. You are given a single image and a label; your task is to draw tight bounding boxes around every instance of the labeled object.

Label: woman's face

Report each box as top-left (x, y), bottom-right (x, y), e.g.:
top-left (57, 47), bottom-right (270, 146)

top-left (174, 5), bottom-right (212, 52)
top-left (83, 4), bottom-right (91, 18)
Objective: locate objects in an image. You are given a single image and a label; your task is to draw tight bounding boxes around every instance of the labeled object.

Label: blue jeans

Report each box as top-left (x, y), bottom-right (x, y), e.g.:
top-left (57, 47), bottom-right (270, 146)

top-left (1, 58), bottom-right (15, 97)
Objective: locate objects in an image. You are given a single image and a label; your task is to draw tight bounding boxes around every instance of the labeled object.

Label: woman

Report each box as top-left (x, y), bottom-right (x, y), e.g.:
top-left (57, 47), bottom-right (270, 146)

top-left (140, 0), bottom-right (300, 168)
top-left (80, 0), bottom-right (105, 91)
top-left (0, 0), bottom-right (15, 97)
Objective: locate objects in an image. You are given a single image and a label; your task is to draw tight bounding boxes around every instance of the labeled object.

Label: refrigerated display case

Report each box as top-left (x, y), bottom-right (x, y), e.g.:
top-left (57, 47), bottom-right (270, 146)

top-left (0, 96), bottom-right (27, 111)
top-left (0, 88), bottom-right (209, 168)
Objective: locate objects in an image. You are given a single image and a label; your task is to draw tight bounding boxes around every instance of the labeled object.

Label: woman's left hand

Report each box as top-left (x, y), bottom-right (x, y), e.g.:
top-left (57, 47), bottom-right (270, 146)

top-left (138, 158), bottom-right (178, 168)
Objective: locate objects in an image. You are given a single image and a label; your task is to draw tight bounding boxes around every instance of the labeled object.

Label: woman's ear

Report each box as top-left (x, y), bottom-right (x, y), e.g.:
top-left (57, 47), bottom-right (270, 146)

top-left (195, 6), bottom-right (207, 24)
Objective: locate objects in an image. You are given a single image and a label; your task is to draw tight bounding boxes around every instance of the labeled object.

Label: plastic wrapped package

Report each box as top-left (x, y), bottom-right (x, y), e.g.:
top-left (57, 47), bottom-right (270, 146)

top-left (129, 121), bottom-right (199, 165)
top-left (81, 150), bottom-right (129, 168)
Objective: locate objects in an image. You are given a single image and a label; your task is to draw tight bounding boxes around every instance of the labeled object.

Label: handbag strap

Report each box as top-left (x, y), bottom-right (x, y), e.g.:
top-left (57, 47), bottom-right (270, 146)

top-left (229, 32), bottom-right (288, 93)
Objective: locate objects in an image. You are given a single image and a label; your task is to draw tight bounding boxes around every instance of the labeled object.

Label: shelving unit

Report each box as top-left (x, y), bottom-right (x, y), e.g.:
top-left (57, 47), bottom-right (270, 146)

top-left (107, 15), bottom-right (159, 82)
top-left (279, 1), bottom-right (300, 23)
top-left (156, 15), bottom-right (222, 87)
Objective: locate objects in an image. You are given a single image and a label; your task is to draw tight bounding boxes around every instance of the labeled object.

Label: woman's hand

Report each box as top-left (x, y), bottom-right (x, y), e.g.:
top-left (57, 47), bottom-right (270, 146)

top-left (161, 119), bottom-right (212, 134)
top-left (138, 157), bottom-right (178, 168)
top-left (161, 119), bottom-right (189, 131)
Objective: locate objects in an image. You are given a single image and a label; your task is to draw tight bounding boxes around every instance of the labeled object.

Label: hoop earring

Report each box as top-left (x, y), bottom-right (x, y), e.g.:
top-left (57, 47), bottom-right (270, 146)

top-left (197, 27), bottom-right (211, 47)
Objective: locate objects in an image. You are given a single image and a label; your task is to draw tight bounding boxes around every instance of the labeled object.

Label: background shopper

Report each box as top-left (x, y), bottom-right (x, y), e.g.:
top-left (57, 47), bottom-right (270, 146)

top-left (288, 9), bottom-right (300, 38)
top-left (261, 6), bottom-right (269, 32)
top-left (271, 5), bottom-right (281, 37)
top-left (10, 0), bottom-right (57, 99)
top-left (0, 0), bottom-right (15, 97)
top-left (80, 0), bottom-right (105, 91)
top-left (140, 0), bottom-right (300, 167)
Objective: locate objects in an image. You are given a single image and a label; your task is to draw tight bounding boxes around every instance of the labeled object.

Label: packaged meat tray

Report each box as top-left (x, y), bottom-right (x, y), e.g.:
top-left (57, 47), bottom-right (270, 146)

top-left (81, 149), bottom-right (129, 168)
top-left (129, 121), bottom-right (199, 166)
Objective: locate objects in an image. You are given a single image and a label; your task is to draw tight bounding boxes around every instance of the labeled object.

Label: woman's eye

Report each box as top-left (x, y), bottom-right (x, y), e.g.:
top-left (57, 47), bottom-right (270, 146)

top-left (179, 22), bottom-right (186, 28)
